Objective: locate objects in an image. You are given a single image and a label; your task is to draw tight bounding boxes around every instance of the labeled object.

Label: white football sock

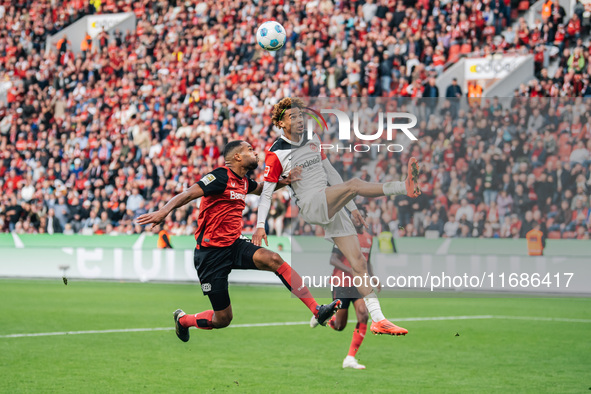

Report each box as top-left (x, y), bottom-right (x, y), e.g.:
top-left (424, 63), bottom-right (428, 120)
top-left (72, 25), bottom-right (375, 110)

top-left (383, 181), bottom-right (406, 196)
top-left (363, 292), bottom-right (385, 322)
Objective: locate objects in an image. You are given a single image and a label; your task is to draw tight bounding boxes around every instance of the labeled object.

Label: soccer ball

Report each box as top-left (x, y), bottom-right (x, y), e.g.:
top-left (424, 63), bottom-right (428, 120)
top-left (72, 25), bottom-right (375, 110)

top-left (256, 21), bottom-right (287, 51)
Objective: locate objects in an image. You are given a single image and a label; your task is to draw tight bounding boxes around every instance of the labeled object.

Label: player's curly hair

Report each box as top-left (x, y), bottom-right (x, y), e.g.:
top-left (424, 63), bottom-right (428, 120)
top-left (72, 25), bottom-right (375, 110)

top-left (272, 97), bottom-right (305, 127)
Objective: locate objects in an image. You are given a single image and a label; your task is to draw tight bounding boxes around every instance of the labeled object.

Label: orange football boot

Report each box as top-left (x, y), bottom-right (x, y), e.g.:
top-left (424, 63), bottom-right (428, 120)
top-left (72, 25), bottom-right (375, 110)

top-left (370, 319), bottom-right (408, 336)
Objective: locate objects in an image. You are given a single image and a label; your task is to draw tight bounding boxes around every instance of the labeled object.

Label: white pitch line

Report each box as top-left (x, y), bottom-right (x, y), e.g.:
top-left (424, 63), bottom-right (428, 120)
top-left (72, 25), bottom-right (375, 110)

top-left (394, 315), bottom-right (493, 322)
top-left (493, 315), bottom-right (591, 323)
top-left (0, 315), bottom-right (491, 339)
top-left (0, 327), bottom-right (173, 338)
top-left (132, 233), bottom-right (146, 250)
top-left (435, 238), bottom-right (451, 255)
top-left (1, 315), bottom-right (589, 339)
top-left (291, 238), bottom-right (303, 253)
top-left (11, 232), bottom-right (24, 248)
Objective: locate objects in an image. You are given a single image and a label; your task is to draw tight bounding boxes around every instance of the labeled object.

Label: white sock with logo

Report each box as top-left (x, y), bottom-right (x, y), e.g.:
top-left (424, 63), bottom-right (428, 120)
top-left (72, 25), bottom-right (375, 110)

top-left (363, 292), bottom-right (386, 322)
top-left (383, 181), bottom-right (406, 196)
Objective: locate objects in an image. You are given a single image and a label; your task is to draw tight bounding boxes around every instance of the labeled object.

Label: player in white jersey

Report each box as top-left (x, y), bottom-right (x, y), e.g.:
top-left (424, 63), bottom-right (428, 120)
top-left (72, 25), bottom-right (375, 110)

top-left (253, 97), bottom-right (421, 336)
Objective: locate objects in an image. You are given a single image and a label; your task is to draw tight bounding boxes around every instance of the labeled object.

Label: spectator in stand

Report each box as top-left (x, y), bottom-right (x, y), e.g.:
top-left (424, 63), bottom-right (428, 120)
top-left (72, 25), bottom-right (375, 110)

top-left (446, 78), bottom-right (463, 99)
top-left (455, 198), bottom-right (475, 223)
top-left (127, 188), bottom-right (145, 213)
top-left (443, 215), bottom-right (460, 238)
top-left (45, 208), bottom-right (63, 234)
top-left (570, 140), bottom-right (591, 166)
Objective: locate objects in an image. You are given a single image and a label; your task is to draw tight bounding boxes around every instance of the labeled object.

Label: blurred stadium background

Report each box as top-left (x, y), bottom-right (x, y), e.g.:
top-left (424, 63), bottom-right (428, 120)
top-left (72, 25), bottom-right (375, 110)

top-left (0, 0), bottom-right (590, 392)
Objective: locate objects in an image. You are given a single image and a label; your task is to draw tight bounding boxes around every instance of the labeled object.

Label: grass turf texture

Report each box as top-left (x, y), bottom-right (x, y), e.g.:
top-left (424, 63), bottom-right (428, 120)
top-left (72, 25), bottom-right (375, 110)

top-left (1, 280), bottom-right (590, 393)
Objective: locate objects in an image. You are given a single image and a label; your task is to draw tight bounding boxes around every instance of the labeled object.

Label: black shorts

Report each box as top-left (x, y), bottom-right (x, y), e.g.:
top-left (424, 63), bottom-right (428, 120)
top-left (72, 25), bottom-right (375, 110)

top-left (332, 286), bottom-right (362, 310)
top-left (194, 237), bottom-right (262, 296)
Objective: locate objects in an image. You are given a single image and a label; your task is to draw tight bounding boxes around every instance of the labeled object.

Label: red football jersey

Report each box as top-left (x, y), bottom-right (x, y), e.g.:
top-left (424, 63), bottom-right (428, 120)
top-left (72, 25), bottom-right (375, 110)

top-left (195, 166), bottom-right (257, 248)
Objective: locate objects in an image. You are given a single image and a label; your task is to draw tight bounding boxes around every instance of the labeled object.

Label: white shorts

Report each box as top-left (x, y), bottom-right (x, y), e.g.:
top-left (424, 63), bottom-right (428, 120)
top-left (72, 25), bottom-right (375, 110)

top-left (296, 190), bottom-right (356, 240)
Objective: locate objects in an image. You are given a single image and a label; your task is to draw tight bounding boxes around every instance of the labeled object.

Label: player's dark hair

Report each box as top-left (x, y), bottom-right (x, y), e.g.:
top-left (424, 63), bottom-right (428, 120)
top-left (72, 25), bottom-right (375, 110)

top-left (223, 140), bottom-right (245, 161)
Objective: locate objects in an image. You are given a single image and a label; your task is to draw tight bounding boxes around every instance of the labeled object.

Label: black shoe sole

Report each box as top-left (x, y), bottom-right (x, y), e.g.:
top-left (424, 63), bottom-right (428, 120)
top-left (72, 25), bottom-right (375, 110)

top-left (317, 299), bottom-right (342, 326)
top-left (174, 309), bottom-right (190, 342)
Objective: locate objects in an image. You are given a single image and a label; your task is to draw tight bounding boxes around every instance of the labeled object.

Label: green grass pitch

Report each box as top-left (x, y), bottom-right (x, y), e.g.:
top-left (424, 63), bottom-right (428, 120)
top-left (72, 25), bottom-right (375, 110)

top-left (1, 279), bottom-right (590, 393)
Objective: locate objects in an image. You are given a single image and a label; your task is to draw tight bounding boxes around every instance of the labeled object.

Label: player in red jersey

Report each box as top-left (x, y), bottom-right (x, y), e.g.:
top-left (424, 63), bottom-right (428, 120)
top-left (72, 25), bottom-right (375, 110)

top-left (137, 140), bottom-right (340, 342)
top-left (310, 217), bottom-right (378, 369)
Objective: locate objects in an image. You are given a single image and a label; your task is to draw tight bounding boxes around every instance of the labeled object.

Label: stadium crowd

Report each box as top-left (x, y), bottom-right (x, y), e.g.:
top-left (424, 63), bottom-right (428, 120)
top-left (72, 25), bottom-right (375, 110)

top-left (0, 0), bottom-right (590, 240)
top-left (309, 96), bottom-right (591, 241)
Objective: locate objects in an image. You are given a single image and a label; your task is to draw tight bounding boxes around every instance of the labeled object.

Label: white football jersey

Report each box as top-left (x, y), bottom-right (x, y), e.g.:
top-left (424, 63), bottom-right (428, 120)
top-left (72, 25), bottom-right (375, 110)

top-left (264, 133), bottom-right (328, 200)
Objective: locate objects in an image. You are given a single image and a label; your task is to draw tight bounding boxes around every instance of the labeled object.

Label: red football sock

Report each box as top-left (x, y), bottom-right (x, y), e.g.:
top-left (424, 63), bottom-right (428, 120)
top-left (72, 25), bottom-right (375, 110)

top-left (347, 323), bottom-right (367, 357)
top-left (275, 262), bottom-right (319, 314)
top-left (179, 310), bottom-right (214, 330)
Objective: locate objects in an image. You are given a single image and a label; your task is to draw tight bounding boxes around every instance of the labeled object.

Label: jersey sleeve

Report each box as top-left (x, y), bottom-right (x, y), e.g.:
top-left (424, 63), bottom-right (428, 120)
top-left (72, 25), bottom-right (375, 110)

top-left (247, 177), bottom-right (258, 193)
top-left (264, 151), bottom-right (284, 183)
top-left (197, 167), bottom-right (228, 197)
top-left (313, 133), bottom-right (327, 160)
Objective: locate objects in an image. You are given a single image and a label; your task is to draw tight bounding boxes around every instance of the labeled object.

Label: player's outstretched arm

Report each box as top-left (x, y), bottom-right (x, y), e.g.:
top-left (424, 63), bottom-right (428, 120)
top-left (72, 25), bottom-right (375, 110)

top-left (253, 181), bottom-right (278, 246)
top-left (249, 169), bottom-right (300, 196)
top-left (136, 183), bottom-right (204, 229)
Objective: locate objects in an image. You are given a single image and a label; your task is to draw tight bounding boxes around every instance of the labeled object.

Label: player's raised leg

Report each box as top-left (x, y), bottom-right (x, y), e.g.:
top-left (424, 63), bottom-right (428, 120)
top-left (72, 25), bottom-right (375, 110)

top-left (325, 157), bottom-right (421, 219)
top-left (312, 298), bottom-right (349, 331)
top-left (332, 235), bottom-right (408, 336)
top-left (174, 292), bottom-right (235, 342)
top-left (253, 248), bottom-right (341, 325)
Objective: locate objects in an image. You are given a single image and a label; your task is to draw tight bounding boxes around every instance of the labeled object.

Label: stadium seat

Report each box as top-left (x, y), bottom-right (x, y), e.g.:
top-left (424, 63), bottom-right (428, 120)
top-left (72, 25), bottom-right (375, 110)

top-left (447, 45), bottom-right (461, 63)
top-left (548, 231), bottom-right (562, 239)
top-left (518, 1), bottom-right (530, 11)
top-left (460, 43), bottom-right (472, 54)
top-left (545, 155), bottom-right (558, 167)
top-left (562, 231), bottom-right (576, 239)
top-left (449, 203), bottom-right (460, 217)
top-left (511, 9), bottom-right (519, 19)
